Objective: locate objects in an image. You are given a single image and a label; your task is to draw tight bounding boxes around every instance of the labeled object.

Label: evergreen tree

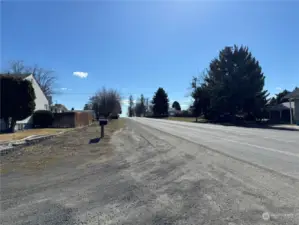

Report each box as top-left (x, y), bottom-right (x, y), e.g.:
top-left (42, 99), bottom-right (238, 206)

top-left (152, 88), bottom-right (169, 117)
top-left (190, 73), bottom-right (210, 120)
top-left (205, 45), bottom-right (269, 119)
top-left (172, 101), bottom-right (181, 111)
top-left (140, 94), bottom-right (145, 116)
top-left (275, 89), bottom-right (290, 104)
top-left (134, 102), bottom-right (143, 117)
top-left (0, 75), bottom-right (36, 132)
top-left (83, 104), bottom-right (90, 110)
top-left (128, 95), bottom-right (134, 117)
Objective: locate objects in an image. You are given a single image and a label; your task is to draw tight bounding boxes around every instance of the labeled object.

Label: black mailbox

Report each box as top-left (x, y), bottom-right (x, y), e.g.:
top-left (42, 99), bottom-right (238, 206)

top-left (99, 119), bottom-right (108, 126)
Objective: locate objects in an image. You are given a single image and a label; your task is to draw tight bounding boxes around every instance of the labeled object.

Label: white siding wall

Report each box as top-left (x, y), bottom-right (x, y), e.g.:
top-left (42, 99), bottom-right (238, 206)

top-left (26, 75), bottom-right (49, 111)
top-left (16, 75), bottom-right (49, 128)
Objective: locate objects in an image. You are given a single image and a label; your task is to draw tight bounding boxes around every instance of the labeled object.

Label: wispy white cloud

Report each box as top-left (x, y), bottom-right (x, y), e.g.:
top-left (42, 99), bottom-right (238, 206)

top-left (276, 87), bottom-right (282, 91)
top-left (60, 87), bottom-right (72, 91)
top-left (73, 71), bottom-right (88, 78)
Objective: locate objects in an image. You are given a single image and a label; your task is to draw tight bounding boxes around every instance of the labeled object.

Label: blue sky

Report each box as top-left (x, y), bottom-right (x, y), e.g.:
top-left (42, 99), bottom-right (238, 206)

top-left (2, 1), bottom-right (298, 116)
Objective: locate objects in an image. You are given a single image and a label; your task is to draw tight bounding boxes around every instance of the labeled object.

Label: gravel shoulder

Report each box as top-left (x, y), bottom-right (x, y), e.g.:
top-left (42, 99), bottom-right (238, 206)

top-left (1, 118), bottom-right (298, 224)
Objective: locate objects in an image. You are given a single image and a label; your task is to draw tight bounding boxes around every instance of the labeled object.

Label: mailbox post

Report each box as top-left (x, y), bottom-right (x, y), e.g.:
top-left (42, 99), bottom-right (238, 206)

top-left (98, 118), bottom-right (108, 138)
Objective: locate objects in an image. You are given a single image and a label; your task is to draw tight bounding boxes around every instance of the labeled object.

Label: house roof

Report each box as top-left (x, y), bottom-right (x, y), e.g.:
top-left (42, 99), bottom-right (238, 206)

top-left (267, 101), bottom-right (294, 111)
top-left (0, 73), bottom-right (31, 78)
top-left (283, 87), bottom-right (299, 100)
top-left (52, 104), bottom-right (68, 111)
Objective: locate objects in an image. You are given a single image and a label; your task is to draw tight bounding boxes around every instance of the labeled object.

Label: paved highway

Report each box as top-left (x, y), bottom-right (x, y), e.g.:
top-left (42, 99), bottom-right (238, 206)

top-left (131, 117), bottom-right (299, 179)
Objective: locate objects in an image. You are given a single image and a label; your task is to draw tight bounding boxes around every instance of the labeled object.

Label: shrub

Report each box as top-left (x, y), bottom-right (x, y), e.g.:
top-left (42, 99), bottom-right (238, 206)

top-left (110, 115), bottom-right (119, 119)
top-left (172, 110), bottom-right (192, 117)
top-left (0, 75), bottom-right (36, 132)
top-left (32, 110), bottom-right (54, 128)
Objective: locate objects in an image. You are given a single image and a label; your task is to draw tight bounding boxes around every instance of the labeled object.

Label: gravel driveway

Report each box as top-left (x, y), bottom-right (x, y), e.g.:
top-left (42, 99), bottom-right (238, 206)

top-left (1, 119), bottom-right (298, 224)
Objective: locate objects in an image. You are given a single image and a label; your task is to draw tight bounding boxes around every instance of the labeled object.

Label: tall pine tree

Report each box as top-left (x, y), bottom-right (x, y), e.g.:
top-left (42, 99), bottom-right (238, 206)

top-left (172, 101), bottom-right (181, 111)
top-left (140, 94), bottom-right (145, 116)
top-left (152, 88), bottom-right (169, 117)
top-left (205, 45), bottom-right (268, 119)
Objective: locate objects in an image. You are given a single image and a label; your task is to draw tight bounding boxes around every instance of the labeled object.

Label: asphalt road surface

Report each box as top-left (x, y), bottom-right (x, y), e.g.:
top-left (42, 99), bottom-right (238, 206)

top-left (131, 118), bottom-right (299, 180)
top-left (1, 119), bottom-right (299, 225)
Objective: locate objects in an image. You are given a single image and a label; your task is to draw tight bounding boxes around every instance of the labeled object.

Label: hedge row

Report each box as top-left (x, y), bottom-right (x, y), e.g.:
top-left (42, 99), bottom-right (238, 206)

top-left (32, 110), bottom-right (54, 128)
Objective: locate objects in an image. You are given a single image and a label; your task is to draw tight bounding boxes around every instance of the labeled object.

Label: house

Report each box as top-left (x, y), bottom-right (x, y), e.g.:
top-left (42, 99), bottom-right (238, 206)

top-left (0, 73), bottom-right (49, 131)
top-left (52, 110), bottom-right (94, 128)
top-left (71, 110), bottom-right (96, 121)
top-left (51, 104), bottom-right (68, 113)
top-left (267, 101), bottom-right (294, 123)
top-left (283, 87), bottom-right (299, 125)
top-left (168, 108), bottom-right (182, 116)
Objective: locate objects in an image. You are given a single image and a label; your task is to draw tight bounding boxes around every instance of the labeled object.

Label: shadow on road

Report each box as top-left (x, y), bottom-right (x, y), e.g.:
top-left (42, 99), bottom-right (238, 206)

top-left (89, 137), bottom-right (101, 144)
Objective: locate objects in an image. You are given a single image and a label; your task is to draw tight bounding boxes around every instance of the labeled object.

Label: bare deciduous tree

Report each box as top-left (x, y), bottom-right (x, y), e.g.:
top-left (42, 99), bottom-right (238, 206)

top-left (89, 87), bottom-right (122, 119)
top-left (6, 60), bottom-right (56, 102)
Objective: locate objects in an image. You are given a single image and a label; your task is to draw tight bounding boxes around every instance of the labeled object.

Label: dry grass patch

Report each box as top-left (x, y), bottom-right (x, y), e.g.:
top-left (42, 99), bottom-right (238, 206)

top-left (0, 128), bottom-right (70, 142)
top-left (0, 119), bottom-right (126, 175)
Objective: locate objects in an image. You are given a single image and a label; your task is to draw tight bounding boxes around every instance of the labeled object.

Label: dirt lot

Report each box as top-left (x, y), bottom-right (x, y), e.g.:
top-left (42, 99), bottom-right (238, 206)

top-left (1, 118), bottom-right (298, 225)
top-left (0, 120), bottom-right (124, 175)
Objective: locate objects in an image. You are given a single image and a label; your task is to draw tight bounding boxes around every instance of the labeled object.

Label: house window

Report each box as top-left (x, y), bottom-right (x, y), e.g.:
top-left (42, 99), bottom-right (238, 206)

top-left (17, 124), bottom-right (24, 130)
top-left (45, 104), bottom-right (48, 110)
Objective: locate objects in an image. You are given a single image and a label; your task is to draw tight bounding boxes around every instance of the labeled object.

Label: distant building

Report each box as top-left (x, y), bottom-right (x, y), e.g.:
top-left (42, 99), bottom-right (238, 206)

top-left (71, 110), bottom-right (96, 121)
top-left (51, 104), bottom-right (68, 113)
top-left (283, 87), bottom-right (299, 125)
top-left (267, 101), bottom-right (294, 123)
top-left (168, 108), bottom-right (182, 116)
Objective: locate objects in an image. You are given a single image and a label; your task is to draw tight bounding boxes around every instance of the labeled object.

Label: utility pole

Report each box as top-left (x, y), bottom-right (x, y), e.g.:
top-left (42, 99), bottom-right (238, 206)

top-left (289, 99), bottom-right (293, 124)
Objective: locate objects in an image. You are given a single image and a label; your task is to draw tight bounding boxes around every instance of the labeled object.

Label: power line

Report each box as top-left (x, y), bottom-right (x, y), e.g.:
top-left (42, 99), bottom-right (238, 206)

top-left (53, 93), bottom-right (95, 95)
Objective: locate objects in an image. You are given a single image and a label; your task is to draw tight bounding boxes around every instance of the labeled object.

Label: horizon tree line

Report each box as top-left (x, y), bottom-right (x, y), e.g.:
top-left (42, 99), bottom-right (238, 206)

top-left (127, 45), bottom-right (297, 121)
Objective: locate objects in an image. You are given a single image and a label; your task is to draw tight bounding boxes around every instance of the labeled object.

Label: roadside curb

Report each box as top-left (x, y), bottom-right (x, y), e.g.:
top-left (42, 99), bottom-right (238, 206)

top-left (268, 125), bottom-right (299, 132)
top-left (0, 124), bottom-right (91, 156)
top-left (0, 134), bottom-right (58, 156)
